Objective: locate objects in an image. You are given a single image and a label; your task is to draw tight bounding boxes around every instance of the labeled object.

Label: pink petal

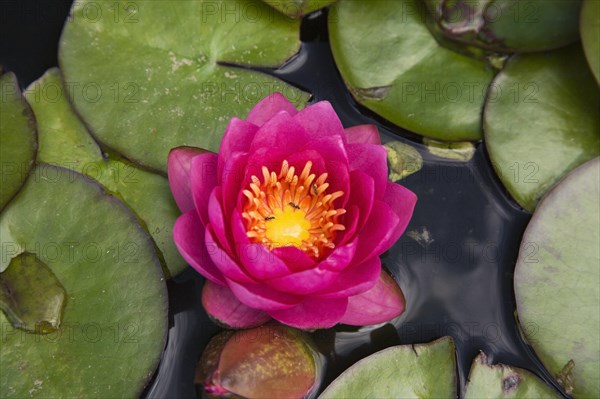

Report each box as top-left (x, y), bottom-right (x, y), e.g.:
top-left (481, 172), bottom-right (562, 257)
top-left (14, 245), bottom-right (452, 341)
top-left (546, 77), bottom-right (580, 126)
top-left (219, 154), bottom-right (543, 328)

top-left (293, 101), bottom-right (346, 141)
top-left (226, 278), bottom-right (302, 311)
top-left (337, 205), bottom-right (359, 246)
top-left (382, 182), bottom-right (417, 245)
top-left (318, 241), bottom-right (358, 272)
top-left (265, 266), bottom-right (340, 295)
top-left (346, 143), bottom-right (388, 199)
top-left (249, 111), bottom-right (309, 153)
top-left (246, 92), bottom-right (298, 127)
top-left (205, 225), bottom-right (254, 284)
top-left (231, 209), bottom-right (251, 244)
top-left (208, 187), bottom-right (231, 252)
top-left (202, 280), bottom-right (270, 329)
top-left (230, 211), bottom-right (291, 280)
top-left (240, 243), bottom-right (292, 281)
top-left (345, 170), bottom-right (375, 234)
top-left (173, 211), bottom-right (226, 285)
top-left (218, 117), bottom-right (258, 162)
top-left (269, 297), bottom-right (348, 329)
top-left (315, 256), bottom-right (381, 299)
top-left (271, 246), bottom-right (315, 272)
top-left (339, 271), bottom-right (405, 326)
top-left (168, 147), bottom-right (209, 213)
top-left (302, 135), bottom-right (348, 166)
top-left (344, 125), bottom-right (381, 144)
top-left (190, 152), bottom-right (219, 226)
top-left (220, 151), bottom-right (248, 220)
top-left (353, 200), bottom-right (400, 264)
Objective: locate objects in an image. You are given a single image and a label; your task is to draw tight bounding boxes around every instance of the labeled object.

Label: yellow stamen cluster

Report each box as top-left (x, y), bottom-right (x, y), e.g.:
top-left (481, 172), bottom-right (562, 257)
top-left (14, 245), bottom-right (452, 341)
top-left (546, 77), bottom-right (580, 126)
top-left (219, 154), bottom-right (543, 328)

top-left (242, 160), bottom-right (346, 259)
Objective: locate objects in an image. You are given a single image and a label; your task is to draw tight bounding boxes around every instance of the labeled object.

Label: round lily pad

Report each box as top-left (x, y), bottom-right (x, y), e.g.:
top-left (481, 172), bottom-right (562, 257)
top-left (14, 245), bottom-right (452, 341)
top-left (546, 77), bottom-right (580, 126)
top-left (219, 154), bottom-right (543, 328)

top-left (581, 0), bottom-right (600, 85)
top-left (319, 337), bottom-right (456, 398)
top-left (464, 352), bottom-right (560, 398)
top-left (426, 0), bottom-right (581, 53)
top-left (328, 0), bottom-right (494, 141)
top-left (59, 0), bottom-right (310, 172)
top-left (23, 69), bottom-right (101, 167)
top-left (514, 157), bottom-right (599, 398)
top-left (0, 164), bottom-right (168, 398)
top-left (0, 72), bottom-right (37, 211)
top-left (24, 68), bottom-right (186, 277)
top-left (484, 45), bottom-right (600, 211)
top-left (261, 0), bottom-right (336, 18)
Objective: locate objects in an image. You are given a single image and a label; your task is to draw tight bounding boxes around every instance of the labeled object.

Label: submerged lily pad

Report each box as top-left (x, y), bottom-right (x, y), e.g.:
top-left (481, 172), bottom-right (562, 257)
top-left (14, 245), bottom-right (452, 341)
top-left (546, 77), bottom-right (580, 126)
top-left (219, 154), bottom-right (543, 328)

top-left (514, 157), bottom-right (600, 398)
top-left (581, 0), bottom-right (600, 85)
top-left (426, 0), bottom-right (581, 53)
top-left (464, 353), bottom-right (560, 398)
top-left (329, 0), bottom-right (494, 141)
top-left (319, 337), bottom-right (456, 398)
top-left (423, 137), bottom-right (475, 161)
top-left (0, 164), bottom-right (168, 397)
top-left (384, 141), bottom-right (423, 181)
top-left (200, 325), bottom-right (319, 398)
top-left (0, 253), bottom-right (66, 333)
top-left (0, 72), bottom-right (37, 210)
top-left (261, 0), bottom-right (336, 18)
top-left (484, 45), bottom-right (600, 211)
top-left (59, 0), bottom-right (310, 172)
top-left (24, 69), bottom-right (186, 277)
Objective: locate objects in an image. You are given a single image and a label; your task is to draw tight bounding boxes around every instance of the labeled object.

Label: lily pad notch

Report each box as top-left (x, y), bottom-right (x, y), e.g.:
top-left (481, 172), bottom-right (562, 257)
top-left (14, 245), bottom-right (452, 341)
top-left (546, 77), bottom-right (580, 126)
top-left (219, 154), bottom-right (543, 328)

top-left (59, 0), bottom-right (310, 172)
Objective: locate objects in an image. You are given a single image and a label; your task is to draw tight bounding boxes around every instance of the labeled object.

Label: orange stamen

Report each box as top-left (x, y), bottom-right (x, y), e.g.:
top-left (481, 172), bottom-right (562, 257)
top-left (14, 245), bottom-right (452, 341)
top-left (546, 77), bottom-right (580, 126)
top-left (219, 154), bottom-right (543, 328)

top-left (241, 160), bottom-right (346, 259)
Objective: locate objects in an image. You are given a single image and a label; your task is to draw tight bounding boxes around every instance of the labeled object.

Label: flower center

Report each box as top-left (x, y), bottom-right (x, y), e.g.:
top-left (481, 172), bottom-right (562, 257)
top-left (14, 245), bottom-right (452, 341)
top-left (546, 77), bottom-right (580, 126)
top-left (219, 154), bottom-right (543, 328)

top-left (242, 160), bottom-right (346, 258)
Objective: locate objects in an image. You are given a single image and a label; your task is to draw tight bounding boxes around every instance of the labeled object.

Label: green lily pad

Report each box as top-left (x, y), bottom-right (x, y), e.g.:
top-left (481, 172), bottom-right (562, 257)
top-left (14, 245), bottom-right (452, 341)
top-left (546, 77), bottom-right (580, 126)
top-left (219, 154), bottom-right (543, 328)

top-left (464, 352), bottom-right (560, 398)
top-left (514, 157), bottom-right (600, 398)
top-left (24, 69), bottom-right (186, 277)
top-left (0, 253), bottom-right (66, 333)
top-left (319, 337), bottom-right (456, 398)
top-left (0, 164), bottom-right (168, 398)
top-left (328, 0), bottom-right (494, 141)
top-left (262, 0), bottom-right (336, 18)
top-left (0, 72), bottom-right (37, 211)
top-left (23, 69), bottom-right (101, 167)
top-left (59, 0), bottom-right (310, 172)
top-left (92, 159), bottom-right (185, 277)
top-left (581, 0), bottom-right (600, 85)
top-left (426, 0), bottom-right (581, 53)
top-left (484, 45), bottom-right (600, 211)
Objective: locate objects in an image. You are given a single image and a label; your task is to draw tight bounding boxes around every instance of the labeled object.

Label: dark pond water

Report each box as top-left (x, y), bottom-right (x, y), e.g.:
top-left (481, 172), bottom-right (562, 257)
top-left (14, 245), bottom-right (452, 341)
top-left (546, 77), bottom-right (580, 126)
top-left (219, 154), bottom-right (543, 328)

top-left (1, 3), bottom-right (569, 398)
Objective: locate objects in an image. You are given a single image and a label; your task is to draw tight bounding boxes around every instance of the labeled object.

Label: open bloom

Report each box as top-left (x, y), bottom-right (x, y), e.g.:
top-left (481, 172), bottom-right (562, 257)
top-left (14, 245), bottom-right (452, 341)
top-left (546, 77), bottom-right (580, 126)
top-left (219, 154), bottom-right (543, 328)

top-left (168, 93), bottom-right (417, 329)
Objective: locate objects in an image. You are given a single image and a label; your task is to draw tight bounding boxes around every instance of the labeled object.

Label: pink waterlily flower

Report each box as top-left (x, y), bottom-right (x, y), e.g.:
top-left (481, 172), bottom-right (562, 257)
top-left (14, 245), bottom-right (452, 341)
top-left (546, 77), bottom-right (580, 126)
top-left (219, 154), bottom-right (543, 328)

top-left (168, 93), bottom-right (417, 330)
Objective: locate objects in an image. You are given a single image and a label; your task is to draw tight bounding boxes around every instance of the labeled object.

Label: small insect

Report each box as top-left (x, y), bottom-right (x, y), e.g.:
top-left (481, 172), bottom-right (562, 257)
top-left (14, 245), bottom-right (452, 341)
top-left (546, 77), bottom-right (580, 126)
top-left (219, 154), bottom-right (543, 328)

top-left (312, 184), bottom-right (318, 195)
top-left (265, 216), bottom-right (275, 221)
top-left (289, 202), bottom-right (300, 210)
